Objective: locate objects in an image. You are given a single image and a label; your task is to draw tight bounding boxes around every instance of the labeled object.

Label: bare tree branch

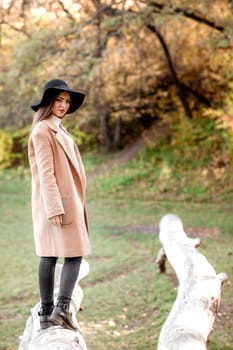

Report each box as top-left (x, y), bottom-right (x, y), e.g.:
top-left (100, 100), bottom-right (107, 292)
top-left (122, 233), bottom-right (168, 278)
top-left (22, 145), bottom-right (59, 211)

top-left (1, 20), bottom-right (30, 38)
top-left (148, 1), bottom-right (224, 31)
top-left (58, 0), bottom-right (77, 23)
top-left (147, 22), bottom-right (193, 119)
top-left (94, 26), bottom-right (122, 57)
top-left (85, 1), bottom-right (122, 26)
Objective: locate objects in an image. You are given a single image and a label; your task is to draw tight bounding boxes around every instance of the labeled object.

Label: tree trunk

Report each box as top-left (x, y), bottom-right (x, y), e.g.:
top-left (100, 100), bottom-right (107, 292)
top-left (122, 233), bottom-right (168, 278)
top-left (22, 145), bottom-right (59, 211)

top-left (156, 214), bottom-right (228, 350)
top-left (147, 23), bottom-right (193, 119)
top-left (113, 117), bottom-right (122, 150)
top-left (101, 113), bottom-right (112, 152)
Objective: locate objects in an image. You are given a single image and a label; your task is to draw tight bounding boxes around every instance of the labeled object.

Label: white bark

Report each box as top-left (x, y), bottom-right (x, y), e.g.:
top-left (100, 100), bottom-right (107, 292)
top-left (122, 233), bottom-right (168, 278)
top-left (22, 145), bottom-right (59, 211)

top-left (157, 214), bottom-right (228, 350)
top-left (18, 260), bottom-right (90, 350)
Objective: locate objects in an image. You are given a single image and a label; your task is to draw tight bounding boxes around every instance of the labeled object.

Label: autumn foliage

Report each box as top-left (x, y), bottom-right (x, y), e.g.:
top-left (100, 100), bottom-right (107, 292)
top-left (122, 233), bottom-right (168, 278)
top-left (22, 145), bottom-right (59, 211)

top-left (0, 0), bottom-right (233, 160)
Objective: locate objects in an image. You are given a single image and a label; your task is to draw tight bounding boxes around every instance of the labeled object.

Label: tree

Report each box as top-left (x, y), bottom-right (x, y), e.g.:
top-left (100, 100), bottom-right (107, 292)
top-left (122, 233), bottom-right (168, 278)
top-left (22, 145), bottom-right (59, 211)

top-left (0, 0), bottom-right (232, 150)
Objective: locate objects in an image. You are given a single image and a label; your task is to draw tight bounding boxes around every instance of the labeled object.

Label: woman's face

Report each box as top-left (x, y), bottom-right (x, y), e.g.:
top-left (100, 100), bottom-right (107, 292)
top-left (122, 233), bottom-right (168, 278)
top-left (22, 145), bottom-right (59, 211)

top-left (52, 91), bottom-right (71, 118)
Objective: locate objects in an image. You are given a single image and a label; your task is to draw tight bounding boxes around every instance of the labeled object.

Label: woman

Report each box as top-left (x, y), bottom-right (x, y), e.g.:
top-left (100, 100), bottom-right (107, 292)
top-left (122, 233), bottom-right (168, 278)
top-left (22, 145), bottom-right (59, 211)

top-left (28, 79), bottom-right (91, 331)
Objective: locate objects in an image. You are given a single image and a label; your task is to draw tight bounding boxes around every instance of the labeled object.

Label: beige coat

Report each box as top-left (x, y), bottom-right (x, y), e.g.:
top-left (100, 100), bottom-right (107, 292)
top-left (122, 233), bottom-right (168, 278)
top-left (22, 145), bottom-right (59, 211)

top-left (28, 119), bottom-right (91, 257)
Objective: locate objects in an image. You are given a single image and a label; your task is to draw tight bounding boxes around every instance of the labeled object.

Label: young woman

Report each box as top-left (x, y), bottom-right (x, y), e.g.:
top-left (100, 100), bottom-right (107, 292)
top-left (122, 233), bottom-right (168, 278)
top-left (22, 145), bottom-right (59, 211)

top-left (28, 79), bottom-right (91, 331)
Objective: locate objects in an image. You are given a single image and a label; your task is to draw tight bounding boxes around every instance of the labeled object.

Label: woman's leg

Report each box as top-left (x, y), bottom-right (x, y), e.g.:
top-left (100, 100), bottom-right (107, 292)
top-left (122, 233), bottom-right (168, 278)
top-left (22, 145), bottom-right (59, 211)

top-left (38, 256), bottom-right (58, 328)
top-left (50, 256), bottom-right (82, 330)
top-left (59, 256), bottom-right (82, 299)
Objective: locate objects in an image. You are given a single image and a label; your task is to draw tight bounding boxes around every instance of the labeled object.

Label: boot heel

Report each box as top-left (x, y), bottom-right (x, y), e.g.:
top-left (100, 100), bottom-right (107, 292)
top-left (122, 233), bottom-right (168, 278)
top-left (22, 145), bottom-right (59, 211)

top-left (51, 314), bottom-right (64, 326)
top-left (38, 305), bottom-right (54, 330)
top-left (50, 301), bottom-right (78, 331)
top-left (40, 320), bottom-right (53, 330)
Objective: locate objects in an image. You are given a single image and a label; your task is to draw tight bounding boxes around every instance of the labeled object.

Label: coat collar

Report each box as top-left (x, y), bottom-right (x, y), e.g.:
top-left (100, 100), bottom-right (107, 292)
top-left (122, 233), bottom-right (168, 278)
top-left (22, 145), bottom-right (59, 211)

top-left (42, 119), bottom-right (85, 185)
top-left (43, 118), bottom-right (58, 133)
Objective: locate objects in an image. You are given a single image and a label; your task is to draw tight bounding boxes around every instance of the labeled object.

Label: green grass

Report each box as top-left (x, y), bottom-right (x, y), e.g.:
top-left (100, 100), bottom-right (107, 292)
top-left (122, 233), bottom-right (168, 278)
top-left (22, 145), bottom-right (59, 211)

top-left (0, 157), bottom-right (233, 349)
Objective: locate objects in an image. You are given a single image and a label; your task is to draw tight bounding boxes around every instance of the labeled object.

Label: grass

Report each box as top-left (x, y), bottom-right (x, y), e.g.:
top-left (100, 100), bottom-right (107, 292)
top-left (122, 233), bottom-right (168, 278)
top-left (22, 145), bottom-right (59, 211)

top-left (0, 154), bottom-right (233, 349)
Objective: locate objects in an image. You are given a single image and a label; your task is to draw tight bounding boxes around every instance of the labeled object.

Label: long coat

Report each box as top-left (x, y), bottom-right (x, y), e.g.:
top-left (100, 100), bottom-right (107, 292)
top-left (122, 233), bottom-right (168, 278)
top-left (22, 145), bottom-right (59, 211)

top-left (28, 119), bottom-right (91, 257)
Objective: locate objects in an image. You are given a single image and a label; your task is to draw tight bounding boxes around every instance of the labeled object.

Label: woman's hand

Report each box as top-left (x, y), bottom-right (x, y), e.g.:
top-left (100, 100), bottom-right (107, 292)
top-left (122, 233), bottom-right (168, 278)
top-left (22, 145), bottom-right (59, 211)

top-left (49, 215), bottom-right (63, 225)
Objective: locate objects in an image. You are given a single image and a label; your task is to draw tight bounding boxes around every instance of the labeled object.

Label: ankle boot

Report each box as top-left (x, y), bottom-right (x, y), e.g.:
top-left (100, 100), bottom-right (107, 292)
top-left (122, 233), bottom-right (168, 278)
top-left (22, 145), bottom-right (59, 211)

top-left (50, 300), bottom-right (78, 331)
top-left (38, 305), bottom-right (54, 330)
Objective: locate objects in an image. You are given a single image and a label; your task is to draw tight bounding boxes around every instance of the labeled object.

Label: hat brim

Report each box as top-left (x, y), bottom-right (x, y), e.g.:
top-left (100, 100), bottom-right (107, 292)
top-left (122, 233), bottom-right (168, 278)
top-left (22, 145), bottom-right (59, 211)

top-left (31, 87), bottom-right (85, 114)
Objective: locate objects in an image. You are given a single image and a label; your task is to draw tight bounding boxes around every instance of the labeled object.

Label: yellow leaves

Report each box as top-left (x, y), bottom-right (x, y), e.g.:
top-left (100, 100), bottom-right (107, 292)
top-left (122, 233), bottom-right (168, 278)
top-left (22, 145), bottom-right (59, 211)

top-left (0, 127), bottom-right (30, 170)
top-left (159, 162), bottom-right (172, 181)
top-left (0, 130), bottom-right (13, 170)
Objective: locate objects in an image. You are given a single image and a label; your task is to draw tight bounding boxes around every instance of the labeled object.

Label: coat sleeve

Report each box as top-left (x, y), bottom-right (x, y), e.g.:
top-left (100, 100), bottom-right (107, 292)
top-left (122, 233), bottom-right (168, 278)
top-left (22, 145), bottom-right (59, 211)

top-left (30, 124), bottom-right (64, 219)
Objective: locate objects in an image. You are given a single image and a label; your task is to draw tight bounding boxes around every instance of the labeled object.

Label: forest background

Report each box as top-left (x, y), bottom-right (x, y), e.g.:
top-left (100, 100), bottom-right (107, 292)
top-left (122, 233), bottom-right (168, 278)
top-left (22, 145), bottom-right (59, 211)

top-left (0, 0), bottom-right (233, 349)
top-left (1, 0), bottom-right (233, 181)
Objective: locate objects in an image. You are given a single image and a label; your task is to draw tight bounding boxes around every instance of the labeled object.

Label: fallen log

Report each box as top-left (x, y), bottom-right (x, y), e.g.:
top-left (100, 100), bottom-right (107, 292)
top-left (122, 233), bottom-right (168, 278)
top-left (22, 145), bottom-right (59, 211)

top-left (156, 214), bottom-right (228, 350)
top-left (18, 260), bottom-right (90, 350)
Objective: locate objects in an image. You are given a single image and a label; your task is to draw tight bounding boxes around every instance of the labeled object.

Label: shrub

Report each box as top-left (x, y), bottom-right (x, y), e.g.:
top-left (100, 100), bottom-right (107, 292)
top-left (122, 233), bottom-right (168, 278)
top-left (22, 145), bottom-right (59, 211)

top-left (144, 113), bottom-right (233, 171)
top-left (11, 126), bottom-right (30, 167)
top-left (0, 129), bottom-right (14, 170)
top-left (0, 126), bottom-right (30, 170)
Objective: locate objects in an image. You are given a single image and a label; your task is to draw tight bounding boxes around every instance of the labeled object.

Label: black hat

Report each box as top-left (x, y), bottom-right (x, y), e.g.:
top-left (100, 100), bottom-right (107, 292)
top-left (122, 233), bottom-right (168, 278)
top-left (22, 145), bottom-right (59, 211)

top-left (31, 79), bottom-right (85, 113)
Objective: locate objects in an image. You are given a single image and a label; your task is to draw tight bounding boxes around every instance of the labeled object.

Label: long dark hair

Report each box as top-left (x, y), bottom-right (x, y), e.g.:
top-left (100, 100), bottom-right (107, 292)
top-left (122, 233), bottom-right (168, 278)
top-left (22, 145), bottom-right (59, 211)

top-left (31, 92), bottom-right (60, 130)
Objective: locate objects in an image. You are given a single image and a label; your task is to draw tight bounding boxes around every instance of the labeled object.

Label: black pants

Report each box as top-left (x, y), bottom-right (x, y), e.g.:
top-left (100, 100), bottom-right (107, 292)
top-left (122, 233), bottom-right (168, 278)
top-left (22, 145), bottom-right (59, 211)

top-left (39, 256), bottom-right (82, 308)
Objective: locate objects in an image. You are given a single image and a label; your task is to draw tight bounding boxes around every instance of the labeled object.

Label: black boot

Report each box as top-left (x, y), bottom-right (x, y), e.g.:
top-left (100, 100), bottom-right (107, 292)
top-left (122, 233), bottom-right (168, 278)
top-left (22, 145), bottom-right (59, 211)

top-left (50, 298), bottom-right (78, 331)
top-left (38, 304), bottom-right (54, 330)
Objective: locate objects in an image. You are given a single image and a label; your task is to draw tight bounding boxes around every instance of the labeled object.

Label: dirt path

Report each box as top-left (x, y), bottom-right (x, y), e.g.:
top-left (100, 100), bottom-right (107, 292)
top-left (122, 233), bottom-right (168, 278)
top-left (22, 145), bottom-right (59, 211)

top-left (87, 124), bottom-right (161, 180)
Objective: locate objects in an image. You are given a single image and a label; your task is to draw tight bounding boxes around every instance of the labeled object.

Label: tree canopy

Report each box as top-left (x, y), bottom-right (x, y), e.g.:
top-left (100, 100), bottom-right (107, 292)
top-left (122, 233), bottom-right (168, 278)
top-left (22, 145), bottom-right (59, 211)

top-left (0, 0), bottom-right (233, 149)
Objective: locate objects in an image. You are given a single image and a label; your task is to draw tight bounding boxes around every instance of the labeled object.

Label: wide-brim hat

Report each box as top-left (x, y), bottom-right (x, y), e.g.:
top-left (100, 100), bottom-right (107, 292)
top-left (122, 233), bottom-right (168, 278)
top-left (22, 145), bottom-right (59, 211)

top-left (31, 79), bottom-right (85, 114)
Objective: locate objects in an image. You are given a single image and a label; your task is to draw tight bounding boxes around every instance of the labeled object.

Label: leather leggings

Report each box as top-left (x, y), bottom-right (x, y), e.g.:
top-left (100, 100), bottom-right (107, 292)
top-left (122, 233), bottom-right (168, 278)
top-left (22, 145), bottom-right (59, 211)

top-left (38, 256), bottom-right (82, 307)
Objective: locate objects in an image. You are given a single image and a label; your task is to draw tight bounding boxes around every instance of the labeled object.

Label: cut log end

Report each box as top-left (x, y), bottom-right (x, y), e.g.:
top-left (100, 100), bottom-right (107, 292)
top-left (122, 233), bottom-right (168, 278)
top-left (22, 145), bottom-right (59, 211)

top-left (156, 247), bottom-right (167, 273)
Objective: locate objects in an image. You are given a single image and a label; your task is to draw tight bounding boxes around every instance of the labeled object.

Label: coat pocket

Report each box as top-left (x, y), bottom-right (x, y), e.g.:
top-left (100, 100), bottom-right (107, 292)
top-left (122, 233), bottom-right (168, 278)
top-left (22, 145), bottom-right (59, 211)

top-left (61, 195), bottom-right (73, 225)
